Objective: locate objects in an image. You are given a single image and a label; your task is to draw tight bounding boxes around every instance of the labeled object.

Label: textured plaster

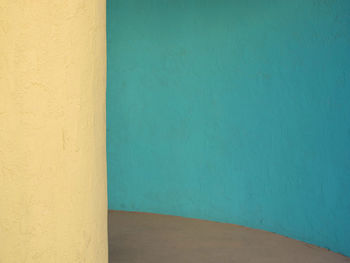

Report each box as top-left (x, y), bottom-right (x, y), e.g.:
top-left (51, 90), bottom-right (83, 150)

top-left (107, 0), bottom-right (350, 256)
top-left (0, 1), bottom-right (108, 262)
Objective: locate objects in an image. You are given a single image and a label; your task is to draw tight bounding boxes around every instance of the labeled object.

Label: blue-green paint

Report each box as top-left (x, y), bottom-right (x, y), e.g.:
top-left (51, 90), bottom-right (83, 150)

top-left (107, 0), bottom-right (350, 256)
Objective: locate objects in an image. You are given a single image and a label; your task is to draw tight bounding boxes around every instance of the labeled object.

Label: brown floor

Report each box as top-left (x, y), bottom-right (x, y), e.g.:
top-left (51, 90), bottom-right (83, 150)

top-left (108, 210), bottom-right (350, 263)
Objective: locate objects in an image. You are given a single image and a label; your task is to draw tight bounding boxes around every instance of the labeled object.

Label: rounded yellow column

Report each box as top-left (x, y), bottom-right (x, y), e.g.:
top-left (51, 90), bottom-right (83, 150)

top-left (0, 1), bottom-right (108, 262)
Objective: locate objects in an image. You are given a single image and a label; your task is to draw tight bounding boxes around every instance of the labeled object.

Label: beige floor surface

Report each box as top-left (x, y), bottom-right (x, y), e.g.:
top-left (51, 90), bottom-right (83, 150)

top-left (108, 210), bottom-right (350, 263)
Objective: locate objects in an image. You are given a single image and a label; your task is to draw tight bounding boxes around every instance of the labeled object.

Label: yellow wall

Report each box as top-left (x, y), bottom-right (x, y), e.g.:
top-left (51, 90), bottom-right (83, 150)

top-left (0, 1), bottom-right (108, 262)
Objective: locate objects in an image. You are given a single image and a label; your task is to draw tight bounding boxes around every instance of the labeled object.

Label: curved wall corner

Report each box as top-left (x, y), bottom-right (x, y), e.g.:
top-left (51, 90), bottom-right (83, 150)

top-left (0, 1), bottom-right (108, 262)
top-left (107, 0), bottom-right (350, 257)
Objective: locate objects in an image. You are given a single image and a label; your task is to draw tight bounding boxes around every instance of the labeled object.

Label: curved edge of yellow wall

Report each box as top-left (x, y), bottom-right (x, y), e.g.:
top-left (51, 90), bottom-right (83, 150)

top-left (0, 1), bottom-right (108, 262)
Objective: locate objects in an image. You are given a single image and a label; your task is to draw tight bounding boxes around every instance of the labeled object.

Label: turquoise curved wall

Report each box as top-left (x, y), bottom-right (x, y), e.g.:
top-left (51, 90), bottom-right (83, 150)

top-left (107, 0), bottom-right (350, 256)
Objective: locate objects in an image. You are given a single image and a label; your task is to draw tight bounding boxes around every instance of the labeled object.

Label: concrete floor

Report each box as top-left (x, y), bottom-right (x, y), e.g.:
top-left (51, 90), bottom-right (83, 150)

top-left (108, 210), bottom-right (350, 263)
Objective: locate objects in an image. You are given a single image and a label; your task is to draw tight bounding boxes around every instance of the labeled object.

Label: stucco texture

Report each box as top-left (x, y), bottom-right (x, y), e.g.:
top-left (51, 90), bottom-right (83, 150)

top-left (0, 1), bottom-right (108, 262)
top-left (107, 0), bottom-right (350, 257)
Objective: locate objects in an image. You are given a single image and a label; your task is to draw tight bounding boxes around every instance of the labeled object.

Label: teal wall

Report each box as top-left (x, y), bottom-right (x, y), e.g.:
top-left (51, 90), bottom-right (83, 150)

top-left (107, 0), bottom-right (350, 256)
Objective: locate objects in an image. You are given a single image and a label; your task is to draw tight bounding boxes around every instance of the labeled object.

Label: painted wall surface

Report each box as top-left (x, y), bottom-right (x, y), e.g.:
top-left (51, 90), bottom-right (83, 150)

top-left (0, 1), bottom-right (108, 262)
top-left (107, 0), bottom-right (350, 256)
